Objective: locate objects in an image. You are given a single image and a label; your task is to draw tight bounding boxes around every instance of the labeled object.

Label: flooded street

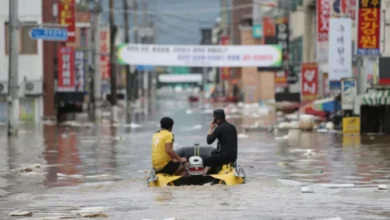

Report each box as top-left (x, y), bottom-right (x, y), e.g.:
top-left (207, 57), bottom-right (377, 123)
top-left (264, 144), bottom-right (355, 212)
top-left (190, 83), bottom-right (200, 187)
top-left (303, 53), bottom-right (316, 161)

top-left (1, 94), bottom-right (390, 220)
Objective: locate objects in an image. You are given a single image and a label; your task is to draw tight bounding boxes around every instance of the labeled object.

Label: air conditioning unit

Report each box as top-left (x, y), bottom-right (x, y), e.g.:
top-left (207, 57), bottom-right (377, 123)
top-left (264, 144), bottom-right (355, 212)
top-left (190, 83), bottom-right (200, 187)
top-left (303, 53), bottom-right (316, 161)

top-left (0, 81), bottom-right (8, 95)
top-left (24, 80), bottom-right (43, 95)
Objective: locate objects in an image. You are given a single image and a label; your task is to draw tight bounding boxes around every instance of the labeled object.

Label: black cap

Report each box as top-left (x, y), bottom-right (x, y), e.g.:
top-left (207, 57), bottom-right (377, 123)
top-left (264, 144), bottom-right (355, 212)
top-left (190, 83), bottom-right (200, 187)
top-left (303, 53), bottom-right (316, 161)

top-left (213, 109), bottom-right (225, 120)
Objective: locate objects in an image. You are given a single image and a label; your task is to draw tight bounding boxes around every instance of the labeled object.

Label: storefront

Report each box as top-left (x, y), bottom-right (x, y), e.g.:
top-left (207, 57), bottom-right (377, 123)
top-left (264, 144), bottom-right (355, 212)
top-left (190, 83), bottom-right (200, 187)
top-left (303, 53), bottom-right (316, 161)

top-left (360, 89), bottom-right (390, 134)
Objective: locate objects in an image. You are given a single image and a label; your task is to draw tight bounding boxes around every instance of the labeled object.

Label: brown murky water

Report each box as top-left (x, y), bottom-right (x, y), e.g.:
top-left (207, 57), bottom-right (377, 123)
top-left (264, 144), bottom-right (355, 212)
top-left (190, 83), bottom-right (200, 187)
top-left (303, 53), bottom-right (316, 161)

top-left (0, 95), bottom-right (390, 219)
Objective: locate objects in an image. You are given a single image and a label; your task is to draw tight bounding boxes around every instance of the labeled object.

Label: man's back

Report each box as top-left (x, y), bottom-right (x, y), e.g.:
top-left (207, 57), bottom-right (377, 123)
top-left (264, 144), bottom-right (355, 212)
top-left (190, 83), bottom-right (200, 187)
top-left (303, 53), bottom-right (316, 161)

top-left (210, 121), bottom-right (238, 160)
top-left (151, 130), bottom-right (174, 170)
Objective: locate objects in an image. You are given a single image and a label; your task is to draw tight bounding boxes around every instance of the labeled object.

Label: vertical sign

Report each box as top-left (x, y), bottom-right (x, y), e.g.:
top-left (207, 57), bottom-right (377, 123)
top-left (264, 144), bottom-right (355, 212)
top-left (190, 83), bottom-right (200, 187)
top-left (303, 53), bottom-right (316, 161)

top-left (329, 18), bottom-right (352, 80)
top-left (348, 0), bottom-right (357, 20)
top-left (301, 63), bottom-right (319, 100)
top-left (58, 47), bottom-right (75, 91)
top-left (317, 0), bottom-right (331, 64)
top-left (100, 28), bottom-right (110, 80)
top-left (356, 0), bottom-right (381, 56)
top-left (276, 17), bottom-right (289, 71)
top-left (341, 77), bottom-right (357, 110)
top-left (58, 0), bottom-right (76, 43)
top-left (262, 17), bottom-right (276, 37)
top-left (74, 51), bottom-right (85, 92)
top-left (220, 36), bottom-right (230, 80)
top-left (275, 71), bottom-right (288, 89)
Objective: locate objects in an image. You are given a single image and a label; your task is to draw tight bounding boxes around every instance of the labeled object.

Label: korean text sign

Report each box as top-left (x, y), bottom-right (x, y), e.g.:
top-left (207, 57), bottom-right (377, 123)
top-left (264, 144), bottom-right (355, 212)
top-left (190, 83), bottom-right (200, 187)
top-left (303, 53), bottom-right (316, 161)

top-left (328, 18), bottom-right (352, 80)
top-left (58, 0), bottom-right (76, 43)
top-left (117, 44), bottom-right (283, 67)
top-left (356, 0), bottom-right (381, 56)
top-left (58, 47), bottom-right (75, 91)
top-left (301, 63), bottom-right (319, 101)
top-left (317, 0), bottom-right (331, 42)
top-left (100, 28), bottom-right (111, 80)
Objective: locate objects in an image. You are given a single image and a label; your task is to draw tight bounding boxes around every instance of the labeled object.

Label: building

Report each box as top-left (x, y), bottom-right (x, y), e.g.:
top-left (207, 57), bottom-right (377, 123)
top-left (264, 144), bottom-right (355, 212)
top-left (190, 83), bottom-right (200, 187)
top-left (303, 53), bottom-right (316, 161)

top-left (0, 0), bottom-right (44, 123)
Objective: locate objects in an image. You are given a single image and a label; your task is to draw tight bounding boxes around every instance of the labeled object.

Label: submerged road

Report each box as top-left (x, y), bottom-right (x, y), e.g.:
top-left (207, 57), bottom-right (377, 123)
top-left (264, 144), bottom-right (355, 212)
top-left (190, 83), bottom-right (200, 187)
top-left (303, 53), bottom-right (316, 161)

top-left (1, 93), bottom-right (390, 219)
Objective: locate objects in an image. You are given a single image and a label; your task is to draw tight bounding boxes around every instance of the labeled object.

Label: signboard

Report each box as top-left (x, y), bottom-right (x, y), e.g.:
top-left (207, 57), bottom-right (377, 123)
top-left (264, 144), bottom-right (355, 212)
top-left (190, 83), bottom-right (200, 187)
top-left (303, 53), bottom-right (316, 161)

top-left (29, 28), bottom-right (68, 41)
top-left (74, 51), bottom-right (85, 92)
top-left (58, 0), bottom-right (76, 43)
top-left (117, 44), bottom-right (283, 67)
top-left (263, 17), bottom-right (276, 37)
top-left (276, 17), bottom-right (289, 71)
top-left (356, 0), bottom-right (381, 56)
top-left (58, 46), bottom-right (75, 91)
top-left (379, 57), bottom-right (390, 85)
top-left (220, 36), bottom-right (230, 80)
top-left (342, 0), bottom-right (357, 20)
top-left (275, 71), bottom-right (288, 89)
top-left (252, 24), bottom-right (263, 38)
top-left (19, 98), bottom-right (35, 122)
top-left (328, 18), bottom-right (352, 80)
top-left (301, 63), bottom-right (319, 100)
top-left (341, 77), bottom-right (357, 110)
top-left (317, 0), bottom-right (331, 42)
top-left (342, 117), bottom-right (360, 133)
top-left (100, 28), bottom-right (110, 80)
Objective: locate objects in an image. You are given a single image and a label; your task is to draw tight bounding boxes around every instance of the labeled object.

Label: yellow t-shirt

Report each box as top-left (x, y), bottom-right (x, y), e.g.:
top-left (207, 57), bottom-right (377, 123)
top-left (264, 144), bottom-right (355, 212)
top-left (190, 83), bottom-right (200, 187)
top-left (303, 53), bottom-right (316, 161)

top-left (152, 129), bottom-right (174, 170)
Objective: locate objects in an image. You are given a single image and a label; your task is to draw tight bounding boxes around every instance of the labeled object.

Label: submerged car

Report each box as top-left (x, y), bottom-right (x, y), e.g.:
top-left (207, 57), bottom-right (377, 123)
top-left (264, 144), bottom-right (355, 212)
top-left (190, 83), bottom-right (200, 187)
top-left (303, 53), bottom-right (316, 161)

top-left (147, 143), bottom-right (246, 187)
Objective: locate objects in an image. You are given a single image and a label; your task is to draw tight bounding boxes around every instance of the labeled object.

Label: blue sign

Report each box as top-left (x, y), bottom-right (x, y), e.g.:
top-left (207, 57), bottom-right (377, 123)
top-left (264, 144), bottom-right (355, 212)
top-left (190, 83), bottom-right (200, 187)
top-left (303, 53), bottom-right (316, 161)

top-left (136, 65), bottom-right (154, 71)
top-left (329, 80), bottom-right (341, 90)
top-left (342, 79), bottom-right (356, 92)
top-left (29, 28), bottom-right (68, 41)
top-left (357, 48), bottom-right (380, 56)
top-left (252, 24), bottom-right (263, 39)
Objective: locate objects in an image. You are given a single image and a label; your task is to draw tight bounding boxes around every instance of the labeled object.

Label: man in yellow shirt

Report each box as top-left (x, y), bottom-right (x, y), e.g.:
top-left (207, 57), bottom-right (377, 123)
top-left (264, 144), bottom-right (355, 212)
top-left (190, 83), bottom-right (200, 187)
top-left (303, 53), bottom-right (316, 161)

top-left (152, 117), bottom-right (187, 175)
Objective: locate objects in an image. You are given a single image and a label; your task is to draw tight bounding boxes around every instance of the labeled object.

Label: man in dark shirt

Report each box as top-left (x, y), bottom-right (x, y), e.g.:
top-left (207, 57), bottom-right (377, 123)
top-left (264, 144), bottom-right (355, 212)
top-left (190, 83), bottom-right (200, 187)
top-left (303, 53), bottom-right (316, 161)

top-left (203, 109), bottom-right (238, 174)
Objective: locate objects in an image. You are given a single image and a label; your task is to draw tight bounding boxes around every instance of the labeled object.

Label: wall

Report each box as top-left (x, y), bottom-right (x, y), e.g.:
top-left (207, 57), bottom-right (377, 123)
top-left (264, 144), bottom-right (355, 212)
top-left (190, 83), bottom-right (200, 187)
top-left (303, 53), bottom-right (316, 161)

top-left (240, 27), bottom-right (275, 103)
top-left (0, 0), bottom-right (43, 123)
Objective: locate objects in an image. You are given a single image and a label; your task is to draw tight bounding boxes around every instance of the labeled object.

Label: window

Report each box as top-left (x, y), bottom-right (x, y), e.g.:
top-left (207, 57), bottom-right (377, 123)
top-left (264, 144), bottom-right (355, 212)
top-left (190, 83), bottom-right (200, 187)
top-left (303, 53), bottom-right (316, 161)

top-left (5, 21), bottom-right (38, 55)
top-left (80, 27), bottom-right (88, 47)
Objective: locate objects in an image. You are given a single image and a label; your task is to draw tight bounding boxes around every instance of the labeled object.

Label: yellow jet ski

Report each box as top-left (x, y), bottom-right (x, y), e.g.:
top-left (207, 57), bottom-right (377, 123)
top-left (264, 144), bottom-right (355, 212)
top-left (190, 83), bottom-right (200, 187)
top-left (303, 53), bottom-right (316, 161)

top-left (147, 144), bottom-right (246, 187)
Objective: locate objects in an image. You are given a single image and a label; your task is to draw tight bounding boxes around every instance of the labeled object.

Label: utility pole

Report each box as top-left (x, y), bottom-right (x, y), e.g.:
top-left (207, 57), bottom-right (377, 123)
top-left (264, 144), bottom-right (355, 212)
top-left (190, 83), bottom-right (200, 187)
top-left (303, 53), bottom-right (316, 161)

top-left (8, 0), bottom-right (20, 136)
top-left (109, 0), bottom-right (118, 122)
top-left (123, 0), bottom-right (132, 124)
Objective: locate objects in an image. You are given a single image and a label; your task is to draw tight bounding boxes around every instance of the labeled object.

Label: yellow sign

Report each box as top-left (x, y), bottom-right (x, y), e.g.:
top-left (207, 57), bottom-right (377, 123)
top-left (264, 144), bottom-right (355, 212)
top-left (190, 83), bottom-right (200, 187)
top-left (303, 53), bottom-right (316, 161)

top-left (342, 117), bottom-right (360, 133)
top-left (342, 134), bottom-right (361, 149)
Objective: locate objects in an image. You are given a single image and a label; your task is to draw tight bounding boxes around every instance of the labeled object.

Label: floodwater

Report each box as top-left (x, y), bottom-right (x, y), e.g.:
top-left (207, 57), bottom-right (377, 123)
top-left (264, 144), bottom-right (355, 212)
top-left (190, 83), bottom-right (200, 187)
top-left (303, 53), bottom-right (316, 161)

top-left (1, 94), bottom-right (390, 219)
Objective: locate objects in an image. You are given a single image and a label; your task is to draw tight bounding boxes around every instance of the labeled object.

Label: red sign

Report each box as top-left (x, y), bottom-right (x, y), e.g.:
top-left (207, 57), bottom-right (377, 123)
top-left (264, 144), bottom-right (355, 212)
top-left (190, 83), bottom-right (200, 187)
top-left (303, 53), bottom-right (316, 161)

top-left (220, 35), bottom-right (230, 80)
top-left (100, 28), bottom-right (111, 80)
top-left (263, 17), bottom-right (276, 37)
top-left (357, 0), bottom-right (381, 56)
top-left (58, 0), bottom-right (76, 43)
top-left (317, 0), bottom-right (331, 42)
top-left (301, 63), bottom-right (319, 100)
top-left (58, 47), bottom-right (75, 91)
top-left (347, 0), bottom-right (357, 20)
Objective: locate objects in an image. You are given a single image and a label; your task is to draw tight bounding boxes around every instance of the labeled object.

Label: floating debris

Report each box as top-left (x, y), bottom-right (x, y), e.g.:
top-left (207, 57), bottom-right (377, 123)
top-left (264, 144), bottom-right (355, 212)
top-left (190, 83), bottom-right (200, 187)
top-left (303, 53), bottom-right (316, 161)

top-left (9, 210), bottom-right (33, 216)
top-left (301, 186), bottom-right (314, 193)
top-left (378, 184), bottom-right (387, 190)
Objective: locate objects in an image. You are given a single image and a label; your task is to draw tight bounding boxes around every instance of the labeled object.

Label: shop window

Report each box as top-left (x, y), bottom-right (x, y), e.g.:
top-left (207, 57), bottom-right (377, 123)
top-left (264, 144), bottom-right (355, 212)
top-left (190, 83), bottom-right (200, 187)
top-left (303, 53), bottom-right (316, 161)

top-left (5, 21), bottom-right (38, 55)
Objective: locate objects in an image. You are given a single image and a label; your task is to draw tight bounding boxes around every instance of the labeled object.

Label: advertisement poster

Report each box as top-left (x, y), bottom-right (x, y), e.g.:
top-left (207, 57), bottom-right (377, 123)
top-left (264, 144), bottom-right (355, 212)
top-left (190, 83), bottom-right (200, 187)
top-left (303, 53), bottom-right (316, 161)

top-left (58, 0), bottom-right (76, 42)
top-left (117, 44), bottom-right (282, 67)
top-left (74, 51), bottom-right (85, 92)
top-left (100, 27), bottom-right (110, 80)
top-left (58, 46), bottom-right (75, 92)
top-left (341, 77), bottom-right (357, 110)
top-left (301, 63), bottom-right (319, 101)
top-left (328, 18), bottom-right (352, 80)
top-left (19, 98), bottom-right (35, 122)
top-left (356, 0), bottom-right (381, 56)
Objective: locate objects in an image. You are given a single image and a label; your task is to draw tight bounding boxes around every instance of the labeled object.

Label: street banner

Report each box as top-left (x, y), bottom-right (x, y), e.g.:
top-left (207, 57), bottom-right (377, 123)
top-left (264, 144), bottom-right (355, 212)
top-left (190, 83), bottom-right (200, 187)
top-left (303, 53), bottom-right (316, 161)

top-left (276, 17), bottom-right (289, 71)
top-left (74, 51), bottom-right (85, 92)
top-left (328, 18), bottom-right (352, 80)
top-left (342, 0), bottom-right (357, 20)
top-left (341, 77), bottom-right (357, 110)
top-left (219, 36), bottom-right (230, 80)
top-left (356, 0), bottom-right (381, 56)
top-left (117, 44), bottom-right (282, 67)
top-left (58, 46), bottom-right (75, 92)
top-left (263, 17), bottom-right (276, 37)
top-left (58, 0), bottom-right (76, 43)
top-left (301, 63), bottom-right (319, 101)
top-left (100, 27), bottom-right (110, 80)
top-left (317, 0), bottom-right (331, 64)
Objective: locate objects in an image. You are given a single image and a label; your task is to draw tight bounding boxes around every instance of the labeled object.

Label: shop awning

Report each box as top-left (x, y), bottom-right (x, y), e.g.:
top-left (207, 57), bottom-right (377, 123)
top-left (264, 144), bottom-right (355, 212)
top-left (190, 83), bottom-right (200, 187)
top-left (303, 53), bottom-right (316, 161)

top-left (312, 97), bottom-right (339, 112)
top-left (361, 90), bottom-right (390, 106)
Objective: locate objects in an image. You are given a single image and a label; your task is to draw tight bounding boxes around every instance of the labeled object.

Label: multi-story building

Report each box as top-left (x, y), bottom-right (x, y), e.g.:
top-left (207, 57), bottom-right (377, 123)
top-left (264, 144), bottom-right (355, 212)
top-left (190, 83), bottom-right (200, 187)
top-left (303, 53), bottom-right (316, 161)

top-left (0, 0), bottom-right (44, 123)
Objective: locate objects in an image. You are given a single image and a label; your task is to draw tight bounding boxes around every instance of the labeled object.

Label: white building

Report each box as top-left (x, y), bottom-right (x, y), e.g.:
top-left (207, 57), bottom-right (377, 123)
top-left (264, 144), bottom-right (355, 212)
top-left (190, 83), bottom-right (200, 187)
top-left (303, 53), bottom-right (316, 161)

top-left (0, 0), bottom-right (43, 124)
